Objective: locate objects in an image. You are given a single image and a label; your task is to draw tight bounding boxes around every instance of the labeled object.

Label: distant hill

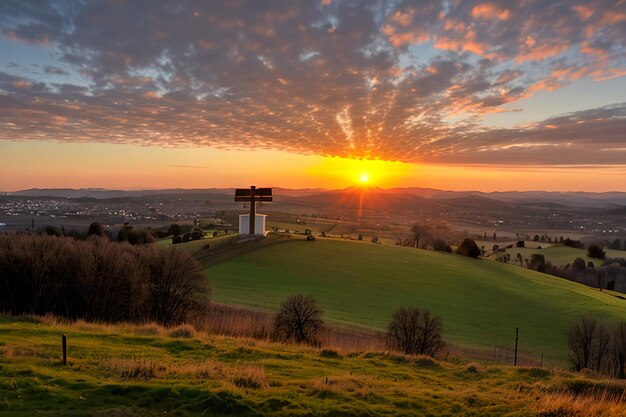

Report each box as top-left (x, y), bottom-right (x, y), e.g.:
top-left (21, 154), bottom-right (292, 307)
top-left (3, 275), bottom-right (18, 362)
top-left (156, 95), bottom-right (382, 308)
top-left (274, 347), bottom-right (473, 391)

top-left (7, 187), bottom-right (626, 218)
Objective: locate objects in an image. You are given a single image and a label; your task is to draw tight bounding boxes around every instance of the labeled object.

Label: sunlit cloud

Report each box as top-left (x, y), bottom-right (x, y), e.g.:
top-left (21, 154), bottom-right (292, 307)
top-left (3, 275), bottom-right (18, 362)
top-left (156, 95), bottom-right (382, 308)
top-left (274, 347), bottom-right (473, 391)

top-left (0, 0), bottom-right (624, 165)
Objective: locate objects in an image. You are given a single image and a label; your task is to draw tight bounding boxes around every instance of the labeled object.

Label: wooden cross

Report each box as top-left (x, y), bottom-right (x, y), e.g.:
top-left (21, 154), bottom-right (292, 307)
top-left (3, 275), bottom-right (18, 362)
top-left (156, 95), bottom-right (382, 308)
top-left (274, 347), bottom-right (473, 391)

top-left (234, 186), bottom-right (272, 235)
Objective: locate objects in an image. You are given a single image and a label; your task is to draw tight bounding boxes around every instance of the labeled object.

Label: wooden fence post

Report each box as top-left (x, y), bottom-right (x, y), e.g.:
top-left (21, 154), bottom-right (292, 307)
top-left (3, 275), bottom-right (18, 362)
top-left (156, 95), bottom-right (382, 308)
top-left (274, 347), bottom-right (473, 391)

top-left (514, 327), bottom-right (519, 366)
top-left (62, 334), bottom-right (67, 366)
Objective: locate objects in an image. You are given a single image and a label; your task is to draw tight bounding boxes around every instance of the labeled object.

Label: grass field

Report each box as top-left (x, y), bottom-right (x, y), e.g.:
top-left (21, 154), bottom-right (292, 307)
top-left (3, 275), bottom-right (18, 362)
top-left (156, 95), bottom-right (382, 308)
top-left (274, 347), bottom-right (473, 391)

top-left (2, 315), bottom-right (625, 416)
top-left (207, 239), bottom-right (626, 364)
top-left (500, 245), bottom-right (624, 266)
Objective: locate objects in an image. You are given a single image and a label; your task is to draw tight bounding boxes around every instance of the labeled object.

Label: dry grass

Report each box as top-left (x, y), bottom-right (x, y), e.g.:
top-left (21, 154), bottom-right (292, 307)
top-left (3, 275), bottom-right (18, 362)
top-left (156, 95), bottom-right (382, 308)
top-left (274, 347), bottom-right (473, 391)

top-left (105, 357), bottom-right (268, 390)
top-left (0, 343), bottom-right (44, 359)
top-left (168, 324), bottom-right (196, 339)
top-left (230, 363), bottom-right (268, 390)
top-left (536, 391), bottom-right (626, 417)
top-left (201, 303), bottom-right (274, 340)
top-left (310, 376), bottom-right (375, 399)
top-left (108, 358), bottom-right (164, 380)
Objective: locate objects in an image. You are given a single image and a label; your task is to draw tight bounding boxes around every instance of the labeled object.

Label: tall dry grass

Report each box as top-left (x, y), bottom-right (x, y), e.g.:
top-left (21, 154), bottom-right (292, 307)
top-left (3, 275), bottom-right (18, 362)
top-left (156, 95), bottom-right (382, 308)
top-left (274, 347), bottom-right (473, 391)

top-left (199, 303), bottom-right (385, 352)
top-left (536, 391), bottom-right (626, 417)
top-left (105, 357), bottom-right (267, 389)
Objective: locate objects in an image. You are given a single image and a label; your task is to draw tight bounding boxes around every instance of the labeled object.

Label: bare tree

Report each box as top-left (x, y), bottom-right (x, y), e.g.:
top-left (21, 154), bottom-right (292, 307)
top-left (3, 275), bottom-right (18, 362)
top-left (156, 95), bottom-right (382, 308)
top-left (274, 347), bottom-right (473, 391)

top-left (386, 307), bottom-right (444, 357)
top-left (143, 247), bottom-right (208, 325)
top-left (568, 316), bottom-right (612, 372)
top-left (568, 316), bottom-right (597, 371)
top-left (593, 325), bottom-right (611, 372)
top-left (273, 294), bottom-right (324, 345)
top-left (410, 224), bottom-right (431, 249)
top-left (612, 322), bottom-right (626, 379)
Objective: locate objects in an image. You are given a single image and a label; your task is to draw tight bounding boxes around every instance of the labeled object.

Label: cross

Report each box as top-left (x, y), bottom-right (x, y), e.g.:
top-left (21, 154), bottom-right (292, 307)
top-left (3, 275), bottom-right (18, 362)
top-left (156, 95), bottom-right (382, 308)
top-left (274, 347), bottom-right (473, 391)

top-left (234, 186), bottom-right (272, 235)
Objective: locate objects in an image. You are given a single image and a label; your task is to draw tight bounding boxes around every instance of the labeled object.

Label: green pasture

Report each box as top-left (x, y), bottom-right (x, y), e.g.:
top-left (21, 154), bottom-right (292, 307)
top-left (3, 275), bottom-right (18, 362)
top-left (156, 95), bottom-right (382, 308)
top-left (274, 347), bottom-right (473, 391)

top-left (208, 239), bottom-right (626, 364)
top-left (501, 245), bottom-right (624, 266)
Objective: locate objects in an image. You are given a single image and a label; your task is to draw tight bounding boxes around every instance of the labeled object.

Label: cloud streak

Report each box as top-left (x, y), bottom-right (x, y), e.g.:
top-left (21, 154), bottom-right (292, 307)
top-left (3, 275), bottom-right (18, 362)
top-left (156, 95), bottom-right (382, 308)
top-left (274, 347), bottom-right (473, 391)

top-left (0, 0), bottom-right (624, 165)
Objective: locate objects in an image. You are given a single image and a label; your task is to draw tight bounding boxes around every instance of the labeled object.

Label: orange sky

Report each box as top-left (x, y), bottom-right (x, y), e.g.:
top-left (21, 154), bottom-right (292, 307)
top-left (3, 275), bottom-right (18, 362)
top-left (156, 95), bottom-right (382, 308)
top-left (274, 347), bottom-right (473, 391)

top-left (1, 140), bottom-right (625, 192)
top-left (1, 1), bottom-right (625, 192)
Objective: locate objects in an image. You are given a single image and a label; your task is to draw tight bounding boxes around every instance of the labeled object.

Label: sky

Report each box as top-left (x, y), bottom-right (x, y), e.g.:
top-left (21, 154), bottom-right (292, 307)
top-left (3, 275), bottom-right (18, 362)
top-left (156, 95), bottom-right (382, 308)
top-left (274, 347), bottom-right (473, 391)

top-left (0, 0), bottom-right (625, 191)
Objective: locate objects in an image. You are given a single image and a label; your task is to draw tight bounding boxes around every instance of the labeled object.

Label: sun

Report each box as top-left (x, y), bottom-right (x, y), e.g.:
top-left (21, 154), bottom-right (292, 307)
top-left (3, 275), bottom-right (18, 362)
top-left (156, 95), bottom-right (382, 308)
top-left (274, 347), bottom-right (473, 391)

top-left (359, 173), bottom-right (369, 184)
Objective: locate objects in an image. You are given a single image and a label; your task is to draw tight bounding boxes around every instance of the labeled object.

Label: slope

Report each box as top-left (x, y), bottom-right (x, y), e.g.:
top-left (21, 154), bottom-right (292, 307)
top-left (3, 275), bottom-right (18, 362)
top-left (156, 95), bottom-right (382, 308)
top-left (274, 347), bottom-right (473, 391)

top-left (207, 239), bottom-right (626, 364)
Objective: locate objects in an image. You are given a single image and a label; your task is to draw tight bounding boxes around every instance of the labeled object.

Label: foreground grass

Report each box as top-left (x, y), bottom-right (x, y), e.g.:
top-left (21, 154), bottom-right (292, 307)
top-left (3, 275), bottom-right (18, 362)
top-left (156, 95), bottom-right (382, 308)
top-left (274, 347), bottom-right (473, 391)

top-left (208, 239), bottom-right (626, 364)
top-left (1, 316), bottom-right (625, 416)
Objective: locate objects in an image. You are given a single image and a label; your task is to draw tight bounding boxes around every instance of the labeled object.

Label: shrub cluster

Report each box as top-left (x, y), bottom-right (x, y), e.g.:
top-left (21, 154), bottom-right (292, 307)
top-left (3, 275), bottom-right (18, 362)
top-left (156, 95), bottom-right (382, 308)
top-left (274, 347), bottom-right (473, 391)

top-left (0, 234), bottom-right (209, 325)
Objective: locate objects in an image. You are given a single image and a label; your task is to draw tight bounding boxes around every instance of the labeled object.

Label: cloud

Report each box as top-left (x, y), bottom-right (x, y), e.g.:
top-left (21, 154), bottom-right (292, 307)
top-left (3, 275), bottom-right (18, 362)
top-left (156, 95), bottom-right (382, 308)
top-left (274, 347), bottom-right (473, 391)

top-left (0, 0), bottom-right (624, 166)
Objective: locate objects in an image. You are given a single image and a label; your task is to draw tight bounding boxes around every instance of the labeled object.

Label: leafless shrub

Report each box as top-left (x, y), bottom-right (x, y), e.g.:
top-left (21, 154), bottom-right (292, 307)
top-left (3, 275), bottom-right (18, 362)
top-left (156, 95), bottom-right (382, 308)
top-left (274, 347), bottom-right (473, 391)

top-left (273, 294), bottom-right (324, 345)
top-left (386, 307), bottom-right (445, 357)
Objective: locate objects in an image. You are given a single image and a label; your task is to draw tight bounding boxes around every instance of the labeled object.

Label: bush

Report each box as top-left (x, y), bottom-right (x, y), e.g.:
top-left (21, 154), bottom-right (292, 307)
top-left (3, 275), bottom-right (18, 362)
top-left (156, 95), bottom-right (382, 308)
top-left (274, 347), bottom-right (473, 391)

top-left (118, 225), bottom-right (156, 245)
top-left (87, 222), bottom-right (105, 237)
top-left (190, 228), bottom-right (204, 240)
top-left (44, 225), bottom-right (63, 237)
top-left (516, 240), bottom-right (525, 247)
top-left (306, 235), bottom-right (316, 241)
top-left (433, 239), bottom-right (452, 252)
top-left (319, 349), bottom-right (341, 358)
top-left (529, 253), bottom-right (547, 272)
top-left (168, 223), bottom-right (182, 237)
top-left (563, 238), bottom-right (585, 249)
top-left (588, 244), bottom-right (606, 259)
top-left (572, 257), bottom-right (587, 271)
top-left (273, 295), bottom-right (323, 345)
top-left (386, 307), bottom-right (444, 357)
top-left (456, 238), bottom-right (480, 258)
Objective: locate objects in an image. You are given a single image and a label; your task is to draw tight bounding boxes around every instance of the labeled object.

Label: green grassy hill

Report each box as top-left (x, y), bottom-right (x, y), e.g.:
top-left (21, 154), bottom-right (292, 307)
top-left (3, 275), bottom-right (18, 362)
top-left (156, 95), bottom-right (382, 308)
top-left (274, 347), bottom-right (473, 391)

top-left (2, 315), bottom-right (624, 416)
top-left (207, 239), bottom-right (626, 364)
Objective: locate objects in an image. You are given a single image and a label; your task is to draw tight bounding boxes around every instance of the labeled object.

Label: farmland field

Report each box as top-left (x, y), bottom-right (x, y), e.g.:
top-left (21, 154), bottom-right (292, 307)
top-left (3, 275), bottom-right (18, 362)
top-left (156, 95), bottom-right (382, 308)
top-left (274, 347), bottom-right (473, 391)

top-left (500, 245), bottom-right (624, 266)
top-left (208, 239), bottom-right (626, 364)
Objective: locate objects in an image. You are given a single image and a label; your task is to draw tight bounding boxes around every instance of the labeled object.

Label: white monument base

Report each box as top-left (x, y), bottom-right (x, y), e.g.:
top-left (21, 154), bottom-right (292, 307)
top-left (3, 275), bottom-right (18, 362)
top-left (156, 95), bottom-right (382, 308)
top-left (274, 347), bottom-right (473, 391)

top-left (238, 214), bottom-right (267, 236)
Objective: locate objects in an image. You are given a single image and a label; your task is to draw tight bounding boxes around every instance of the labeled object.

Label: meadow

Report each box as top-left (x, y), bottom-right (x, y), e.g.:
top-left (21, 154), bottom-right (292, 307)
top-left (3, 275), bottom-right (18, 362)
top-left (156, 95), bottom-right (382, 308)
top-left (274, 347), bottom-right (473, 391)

top-left (207, 238), bottom-right (626, 364)
top-left (499, 245), bottom-right (624, 266)
top-left (2, 315), bottom-right (626, 416)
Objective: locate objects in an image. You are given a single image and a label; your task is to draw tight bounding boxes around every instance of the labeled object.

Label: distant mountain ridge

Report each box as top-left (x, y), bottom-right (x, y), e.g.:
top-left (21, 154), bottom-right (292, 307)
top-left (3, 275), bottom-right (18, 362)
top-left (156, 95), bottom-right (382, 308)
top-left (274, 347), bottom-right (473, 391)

top-left (6, 187), bottom-right (626, 208)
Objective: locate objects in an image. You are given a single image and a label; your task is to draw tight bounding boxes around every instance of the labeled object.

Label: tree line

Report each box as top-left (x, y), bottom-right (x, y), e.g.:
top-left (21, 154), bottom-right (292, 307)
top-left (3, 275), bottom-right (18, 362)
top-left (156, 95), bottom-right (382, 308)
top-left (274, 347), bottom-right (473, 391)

top-left (0, 234), bottom-right (208, 325)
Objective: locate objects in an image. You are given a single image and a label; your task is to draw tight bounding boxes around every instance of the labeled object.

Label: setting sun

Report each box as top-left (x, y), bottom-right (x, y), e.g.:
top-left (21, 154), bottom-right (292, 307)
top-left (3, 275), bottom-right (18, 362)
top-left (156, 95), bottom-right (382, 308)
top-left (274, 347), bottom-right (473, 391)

top-left (360, 174), bottom-right (369, 183)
